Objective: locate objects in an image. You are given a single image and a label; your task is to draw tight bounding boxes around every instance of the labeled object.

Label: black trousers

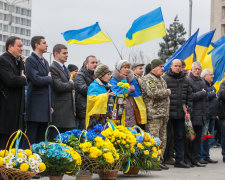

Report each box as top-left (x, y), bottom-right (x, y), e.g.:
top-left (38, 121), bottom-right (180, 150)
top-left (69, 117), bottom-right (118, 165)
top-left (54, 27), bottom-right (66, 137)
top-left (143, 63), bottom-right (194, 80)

top-left (23, 121), bottom-right (48, 148)
top-left (164, 118), bottom-right (185, 162)
top-left (185, 125), bottom-right (202, 163)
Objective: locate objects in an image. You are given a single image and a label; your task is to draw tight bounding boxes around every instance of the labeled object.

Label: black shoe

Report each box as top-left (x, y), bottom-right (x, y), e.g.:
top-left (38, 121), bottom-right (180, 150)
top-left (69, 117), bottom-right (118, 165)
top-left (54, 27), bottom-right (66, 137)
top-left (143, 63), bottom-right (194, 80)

top-left (32, 175), bottom-right (41, 179)
top-left (193, 161), bottom-right (206, 167)
top-left (204, 158), bottom-right (218, 163)
top-left (160, 163), bottom-right (169, 170)
top-left (174, 161), bottom-right (190, 168)
top-left (199, 159), bottom-right (208, 164)
top-left (223, 157), bottom-right (225, 163)
top-left (185, 161), bottom-right (195, 168)
top-left (164, 158), bottom-right (175, 165)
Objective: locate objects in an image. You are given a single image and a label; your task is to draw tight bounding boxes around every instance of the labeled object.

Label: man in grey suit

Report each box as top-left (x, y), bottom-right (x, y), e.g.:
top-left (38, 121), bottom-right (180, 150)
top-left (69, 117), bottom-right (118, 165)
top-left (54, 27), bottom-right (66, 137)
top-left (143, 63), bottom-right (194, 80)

top-left (50, 44), bottom-right (76, 138)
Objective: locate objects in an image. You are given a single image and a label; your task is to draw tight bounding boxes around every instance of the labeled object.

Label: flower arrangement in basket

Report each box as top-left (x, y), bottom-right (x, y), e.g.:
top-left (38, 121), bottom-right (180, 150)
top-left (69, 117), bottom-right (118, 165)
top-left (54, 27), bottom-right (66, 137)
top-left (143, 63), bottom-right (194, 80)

top-left (31, 125), bottom-right (81, 178)
top-left (124, 126), bottom-right (161, 174)
top-left (0, 130), bottom-right (46, 180)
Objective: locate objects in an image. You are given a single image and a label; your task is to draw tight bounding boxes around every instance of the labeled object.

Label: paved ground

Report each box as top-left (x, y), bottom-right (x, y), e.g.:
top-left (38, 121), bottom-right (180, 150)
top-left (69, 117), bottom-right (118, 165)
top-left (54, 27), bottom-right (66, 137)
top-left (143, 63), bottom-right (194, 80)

top-left (41, 147), bottom-right (225, 180)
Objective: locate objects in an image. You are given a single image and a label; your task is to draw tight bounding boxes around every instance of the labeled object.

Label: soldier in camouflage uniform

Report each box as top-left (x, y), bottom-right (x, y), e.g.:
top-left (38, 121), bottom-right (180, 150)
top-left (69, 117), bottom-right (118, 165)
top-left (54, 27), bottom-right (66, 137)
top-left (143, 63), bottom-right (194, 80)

top-left (140, 59), bottom-right (170, 169)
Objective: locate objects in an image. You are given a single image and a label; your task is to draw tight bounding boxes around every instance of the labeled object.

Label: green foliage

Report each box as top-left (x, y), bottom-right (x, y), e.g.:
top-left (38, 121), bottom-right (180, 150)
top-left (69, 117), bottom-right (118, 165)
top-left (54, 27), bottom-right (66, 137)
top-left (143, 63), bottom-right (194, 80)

top-left (158, 15), bottom-right (186, 62)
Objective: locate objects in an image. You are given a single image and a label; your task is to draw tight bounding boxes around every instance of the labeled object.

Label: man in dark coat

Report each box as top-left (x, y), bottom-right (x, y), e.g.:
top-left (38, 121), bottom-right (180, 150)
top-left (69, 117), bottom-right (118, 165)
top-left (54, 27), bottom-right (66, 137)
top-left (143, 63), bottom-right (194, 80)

top-left (218, 79), bottom-right (225, 163)
top-left (50, 44), bottom-right (76, 138)
top-left (25, 36), bottom-right (52, 145)
top-left (0, 36), bottom-right (27, 148)
top-left (74, 55), bottom-right (97, 130)
top-left (199, 69), bottom-right (218, 163)
top-left (187, 61), bottom-right (208, 167)
top-left (163, 59), bottom-right (192, 168)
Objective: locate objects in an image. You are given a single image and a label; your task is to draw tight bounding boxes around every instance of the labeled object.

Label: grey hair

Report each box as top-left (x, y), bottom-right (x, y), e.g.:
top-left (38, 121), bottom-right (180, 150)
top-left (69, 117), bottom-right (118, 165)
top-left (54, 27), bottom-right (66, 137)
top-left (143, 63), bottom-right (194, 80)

top-left (201, 68), bottom-right (212, 78)
top-left (192, 61), bottom-right (202, 69)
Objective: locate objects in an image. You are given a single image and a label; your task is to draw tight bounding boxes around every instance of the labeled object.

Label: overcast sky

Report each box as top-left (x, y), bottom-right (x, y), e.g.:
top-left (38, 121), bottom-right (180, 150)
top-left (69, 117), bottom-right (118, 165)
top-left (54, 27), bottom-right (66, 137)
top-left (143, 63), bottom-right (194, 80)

top-left (31, 0), bottom-right (211, 69)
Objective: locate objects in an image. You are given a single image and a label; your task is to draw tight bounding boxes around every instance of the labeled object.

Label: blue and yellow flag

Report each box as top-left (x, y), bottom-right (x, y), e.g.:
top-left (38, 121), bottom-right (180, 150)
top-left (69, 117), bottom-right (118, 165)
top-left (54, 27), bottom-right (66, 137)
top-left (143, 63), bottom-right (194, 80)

top-left (195, 29), bottom-right (215, 64)
top-left (164, 29), bottom-right (199, 71)
top-left (62, 22), bottom-right (112, 45)
top-left (125, 7), bottom-right (166, 47)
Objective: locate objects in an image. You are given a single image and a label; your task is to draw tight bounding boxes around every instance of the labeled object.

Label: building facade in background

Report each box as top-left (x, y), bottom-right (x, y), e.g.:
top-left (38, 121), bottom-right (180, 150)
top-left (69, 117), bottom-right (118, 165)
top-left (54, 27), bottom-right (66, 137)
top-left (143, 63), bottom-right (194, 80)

top-left (0, 0), bottom-right (31, 56)
top-left (211, 0), bottom-right (225, 41)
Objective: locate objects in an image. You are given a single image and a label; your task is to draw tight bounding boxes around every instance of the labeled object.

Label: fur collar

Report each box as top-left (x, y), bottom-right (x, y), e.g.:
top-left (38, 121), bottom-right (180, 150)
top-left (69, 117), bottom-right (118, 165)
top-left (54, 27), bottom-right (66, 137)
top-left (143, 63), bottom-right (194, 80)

top-left (112, 69), bottom-right (134, 82)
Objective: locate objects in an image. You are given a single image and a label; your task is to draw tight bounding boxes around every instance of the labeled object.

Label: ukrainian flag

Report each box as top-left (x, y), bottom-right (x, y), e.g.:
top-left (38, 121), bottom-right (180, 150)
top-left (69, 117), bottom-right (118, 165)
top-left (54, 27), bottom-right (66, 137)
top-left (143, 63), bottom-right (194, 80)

top-left (62, 22), bottom-right (112, 45)
top-left (195, 30), bottom-right (215, 64)
top-left (125, 7), bottom-right (166, 47)
top-left (164, 29), bottom-right (199, 71)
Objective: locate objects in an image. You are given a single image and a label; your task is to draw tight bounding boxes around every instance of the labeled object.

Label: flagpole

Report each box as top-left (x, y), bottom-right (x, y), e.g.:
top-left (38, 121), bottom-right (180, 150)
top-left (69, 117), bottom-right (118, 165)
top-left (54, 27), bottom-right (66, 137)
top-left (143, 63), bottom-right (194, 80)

top-left (100, 25), bottom-right (123, 59)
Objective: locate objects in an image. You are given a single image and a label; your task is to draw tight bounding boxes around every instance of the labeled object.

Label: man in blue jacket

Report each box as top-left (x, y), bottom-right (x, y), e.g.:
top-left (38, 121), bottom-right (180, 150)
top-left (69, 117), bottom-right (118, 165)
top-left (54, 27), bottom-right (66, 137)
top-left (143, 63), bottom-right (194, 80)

top-left (25, 36), bottom-right (53, 145)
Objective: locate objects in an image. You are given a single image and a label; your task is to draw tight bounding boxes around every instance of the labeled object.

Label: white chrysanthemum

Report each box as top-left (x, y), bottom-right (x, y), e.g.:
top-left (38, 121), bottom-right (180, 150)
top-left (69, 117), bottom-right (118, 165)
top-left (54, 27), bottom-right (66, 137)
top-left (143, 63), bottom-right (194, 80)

top-left (36, 157), bottom-right (42, 163)
top-left (18, 149), bottom-right (24, 153)
top-left (22, 154), bottom-right (27, 159)
top-left (29, 158), bottom-right (35, 164)
top-left (6, 163), bottom-right (13, 168)
top-left (34, 167), bottom-right (40, 173)
top-left (17, 158), bottom-right (23, 163)
top-left (33, 153), bottom-right (40, 159)
top-left (30, 163), bottom-right (36, 170)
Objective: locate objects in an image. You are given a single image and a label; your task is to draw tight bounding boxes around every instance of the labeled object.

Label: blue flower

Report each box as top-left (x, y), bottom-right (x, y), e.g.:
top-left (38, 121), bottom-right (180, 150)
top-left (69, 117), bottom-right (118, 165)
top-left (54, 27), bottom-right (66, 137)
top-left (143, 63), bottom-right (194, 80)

top-left (154, 137), bottom-right (161, 146)
top-left (130, 129), bottom-right (138, 135)
top-left (71, 129), bottom-right (83, 138)
top-left (136, 135), bottom-right (144, 143)
top-left (86, 131), bottom-right (97, 141)
top-left (93, 124), bottom-right (104, 132)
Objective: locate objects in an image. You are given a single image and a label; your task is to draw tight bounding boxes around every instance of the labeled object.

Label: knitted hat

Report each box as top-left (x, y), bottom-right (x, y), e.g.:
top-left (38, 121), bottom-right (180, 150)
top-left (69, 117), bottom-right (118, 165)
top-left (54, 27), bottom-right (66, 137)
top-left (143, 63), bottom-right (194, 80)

top-left (94, 64), bottom-right (111, 79)
top-left (151, 59), bottom-right (164, 70)
top-left (115, 60), bottom-right (130, 71)
top-left (67, 64), bottom-right (78, 72)
top-left (131, 62), bottom-right (145, 69)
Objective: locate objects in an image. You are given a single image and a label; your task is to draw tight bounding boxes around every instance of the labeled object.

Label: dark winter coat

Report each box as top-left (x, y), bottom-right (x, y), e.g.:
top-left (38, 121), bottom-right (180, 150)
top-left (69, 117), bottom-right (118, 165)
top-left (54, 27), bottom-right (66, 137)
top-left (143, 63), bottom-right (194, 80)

top-left (163, 69), bottom-right (192, 120)
top-left (50, 61), bottom-right (76, 128)
top-left (204, 79), bottom-right (218, 117)
top-left (74, 65), bottom-right (95, 125)
top-left (25, 52), bottom-right (52, 123)
top-left (0, 52), bottom-right (27, 135)
top-left (218, 81), bottom-right (225, 119)
top-left (187, 73), bottom-right (208, 126)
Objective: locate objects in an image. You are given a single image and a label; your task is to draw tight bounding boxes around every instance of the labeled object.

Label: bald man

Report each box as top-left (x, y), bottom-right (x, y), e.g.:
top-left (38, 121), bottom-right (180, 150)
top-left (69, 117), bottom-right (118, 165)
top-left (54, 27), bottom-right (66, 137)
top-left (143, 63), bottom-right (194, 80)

top-left (163, 59), bottom-right (192, 168)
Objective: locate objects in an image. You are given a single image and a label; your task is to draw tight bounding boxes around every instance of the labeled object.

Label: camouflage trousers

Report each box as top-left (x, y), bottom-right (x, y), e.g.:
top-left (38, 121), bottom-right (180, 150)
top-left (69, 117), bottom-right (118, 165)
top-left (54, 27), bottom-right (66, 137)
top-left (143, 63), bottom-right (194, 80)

top-left (145, 118), bottom-right (167, 160)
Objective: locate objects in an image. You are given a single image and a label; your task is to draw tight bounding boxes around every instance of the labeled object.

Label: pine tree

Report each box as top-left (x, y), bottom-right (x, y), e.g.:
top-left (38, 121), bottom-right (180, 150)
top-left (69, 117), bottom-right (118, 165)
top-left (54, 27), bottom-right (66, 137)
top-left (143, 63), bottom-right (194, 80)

top-left (158, 15), bottom-right (187, 62)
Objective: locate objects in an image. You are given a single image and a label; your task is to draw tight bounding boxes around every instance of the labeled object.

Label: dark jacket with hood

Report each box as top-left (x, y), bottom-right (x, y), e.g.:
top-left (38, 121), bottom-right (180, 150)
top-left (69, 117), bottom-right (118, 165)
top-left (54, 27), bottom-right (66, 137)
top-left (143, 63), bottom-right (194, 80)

top-left (163, 69), bottom-right (192, 120)
top-left (187, 72), bottom-right (208, 126)
top-left (74, 65), bottom-right (95, 128)
top-left (218, 81), bottom-right (225, 119)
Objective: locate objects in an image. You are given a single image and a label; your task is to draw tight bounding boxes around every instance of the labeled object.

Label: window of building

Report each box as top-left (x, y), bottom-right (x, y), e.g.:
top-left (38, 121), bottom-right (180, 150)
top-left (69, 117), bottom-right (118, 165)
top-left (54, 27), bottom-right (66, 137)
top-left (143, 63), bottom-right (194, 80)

top-left (21, 8), bottom-right (26, 15)
top-left (3, 3), bottom-right (8, 10)
top-left (0, 23), bottom-right (2, 31)
top-left (27, 9), bottom-right (31, 17)
top-left (21, 28), bottom-right (25, 35)
top-left (27, 19), bottom-right (31, 26)
top-left (0, 34), bottom-right (2, 41)
top-left (26, 29), bottom-right (30, 36)
top-left (3, 25), bottom-right (8, 32)
top-left (0, 2), bottom-right (3, 9)
top-left (15, 27), bottom-right (20, 34)
top-left (11, 26), bottom-right (14, 33)
top-left (15, 17), bottom-right (20, 24)
top-left (21, 18), bottom-right (26, 25)
top-left (16, 6), bottom-right (21, 14)
top-left (3, 35), bottom-right (8, 42)
top-left (0, 13), bottom-right (2, 20)
top-left (3, 14), bottom-right (8, 21)
top-left (26, 49), bottom-right (30, 56)
top-left (223, 6), bottom-right (225, 19)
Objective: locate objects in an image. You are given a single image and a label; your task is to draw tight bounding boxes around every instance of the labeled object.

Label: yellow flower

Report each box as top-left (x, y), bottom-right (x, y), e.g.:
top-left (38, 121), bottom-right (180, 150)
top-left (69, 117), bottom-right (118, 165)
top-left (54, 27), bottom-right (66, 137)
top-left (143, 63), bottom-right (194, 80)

top-left (144, 133), bottom-right (150, 141)
top-left (29, 155), bottom-right (37, 160)
top-left (157, 156), bottom-right (160, 162)
top-left (103, 152), bottom-right (114, 164)
top-left (38, 162), bottom-right (46, 171)
top-left (144, 150), bottom-right (149, 155)
top-left (0, 150), bottom-right (8, 157)
top-left (152, 153), bottom-right (158, 158)
top-left (18, 152), bottom-right (23, 158)
top-left (158, 149), bottom-right (162, 155)
top-left (152, 147), bottom-right (157, 152)
top-left (144, 142), bottom-right (152, 147)
top-left (20, 163), bottom-right (29, 171)
top-left (0, 157), bottom-right (4, 165)
top-left (25, 149), bottom-right (32, 156)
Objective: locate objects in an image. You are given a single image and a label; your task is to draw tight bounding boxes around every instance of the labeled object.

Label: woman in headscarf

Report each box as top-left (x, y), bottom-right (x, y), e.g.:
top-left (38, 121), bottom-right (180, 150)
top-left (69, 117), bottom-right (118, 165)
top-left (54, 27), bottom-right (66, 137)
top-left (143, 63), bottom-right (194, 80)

top-left (110, 60), bottom-right (147, 127)
top-left (86, 64), bottom-right (115, 129)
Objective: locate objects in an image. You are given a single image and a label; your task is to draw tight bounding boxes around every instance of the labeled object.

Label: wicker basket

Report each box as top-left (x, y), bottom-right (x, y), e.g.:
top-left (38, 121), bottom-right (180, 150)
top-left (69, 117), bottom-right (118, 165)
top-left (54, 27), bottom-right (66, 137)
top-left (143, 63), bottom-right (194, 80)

top-left (98, 169), bottom-right (118, 180)
top-left (123, 167), bottom-right (140, 176)
top-left (0, 130), bottom-right (43, 180)
top-left (76, 173), bottom-right (92, 180)
top-left (49, 175), bottom-right (64, 180)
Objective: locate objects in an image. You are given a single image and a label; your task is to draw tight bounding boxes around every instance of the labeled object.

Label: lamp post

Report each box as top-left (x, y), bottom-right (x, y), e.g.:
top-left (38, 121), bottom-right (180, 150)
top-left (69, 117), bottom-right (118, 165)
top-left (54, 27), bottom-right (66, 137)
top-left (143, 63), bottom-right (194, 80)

top-left (5, 0), bottom-right (30, 36)
top-left (189, 0), bottom-right (193, 37)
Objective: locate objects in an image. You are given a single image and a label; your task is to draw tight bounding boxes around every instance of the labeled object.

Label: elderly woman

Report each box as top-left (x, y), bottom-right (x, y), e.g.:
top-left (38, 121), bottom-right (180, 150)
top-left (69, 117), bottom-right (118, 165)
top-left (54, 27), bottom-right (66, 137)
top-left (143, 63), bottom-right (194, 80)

top-left (86, 64), bottom-right (115, 129)
top-left (110, 60), bottom-right (147, 127)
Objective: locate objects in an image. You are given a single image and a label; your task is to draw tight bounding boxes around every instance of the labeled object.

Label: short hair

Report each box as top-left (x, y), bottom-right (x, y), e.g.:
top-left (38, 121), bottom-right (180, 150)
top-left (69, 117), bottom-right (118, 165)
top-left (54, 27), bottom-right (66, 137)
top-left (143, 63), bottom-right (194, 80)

top-left (144, 63), bottom-right (151, 75)
top-left (53, 44), bottom-right (67, 57)
top-left (84, 55), bottom-right (96, 64)
top-left (192, 61), bottom-right (202, 69)
top-left (201, 68), bottom-right (212, 78)
top-left (121, 61), bottom-right (130, 68)
top-left (5, 36), bottom-right (21, 51)
top-left (31, 36), bottom-right (45, 50)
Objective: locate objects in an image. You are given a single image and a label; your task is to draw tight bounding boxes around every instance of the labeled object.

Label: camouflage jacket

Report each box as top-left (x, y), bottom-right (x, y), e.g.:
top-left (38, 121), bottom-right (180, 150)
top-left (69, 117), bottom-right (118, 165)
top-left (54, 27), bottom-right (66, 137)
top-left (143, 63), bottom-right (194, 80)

top-left (140, 72), bottom-right (170, 120)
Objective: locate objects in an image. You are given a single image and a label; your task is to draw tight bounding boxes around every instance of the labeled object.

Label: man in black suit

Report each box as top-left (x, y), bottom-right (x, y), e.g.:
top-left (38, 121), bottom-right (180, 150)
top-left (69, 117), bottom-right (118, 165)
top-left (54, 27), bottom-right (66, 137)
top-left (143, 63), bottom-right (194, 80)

top-left (25, 36), bottom-right (53, 145)
top-left (50, 44), bottom-right (76, 138)
top-left (0, 36), bottom-right (27, 148)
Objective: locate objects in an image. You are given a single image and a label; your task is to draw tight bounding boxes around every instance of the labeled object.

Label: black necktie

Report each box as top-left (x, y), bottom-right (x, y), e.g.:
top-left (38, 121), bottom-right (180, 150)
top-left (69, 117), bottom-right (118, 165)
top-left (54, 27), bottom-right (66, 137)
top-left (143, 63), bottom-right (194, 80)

top-left (63, 65), bottom-right (68, 76)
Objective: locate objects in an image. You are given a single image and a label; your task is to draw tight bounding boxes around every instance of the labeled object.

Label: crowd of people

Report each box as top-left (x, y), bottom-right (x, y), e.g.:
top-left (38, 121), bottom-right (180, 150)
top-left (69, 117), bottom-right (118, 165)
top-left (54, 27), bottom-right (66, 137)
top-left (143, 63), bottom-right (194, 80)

top-left (0, 35), bottom-right (225, 174)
